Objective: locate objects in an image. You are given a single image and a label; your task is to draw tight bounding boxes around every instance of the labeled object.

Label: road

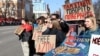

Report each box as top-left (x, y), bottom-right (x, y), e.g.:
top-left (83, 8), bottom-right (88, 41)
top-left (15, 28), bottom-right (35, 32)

top-left (0, 26), bottom-right (23, 56)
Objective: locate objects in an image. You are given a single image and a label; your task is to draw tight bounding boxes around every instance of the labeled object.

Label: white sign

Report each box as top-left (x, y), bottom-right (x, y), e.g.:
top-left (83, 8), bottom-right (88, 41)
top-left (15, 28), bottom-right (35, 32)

top-left (88, 34), bottom-right (100, 56)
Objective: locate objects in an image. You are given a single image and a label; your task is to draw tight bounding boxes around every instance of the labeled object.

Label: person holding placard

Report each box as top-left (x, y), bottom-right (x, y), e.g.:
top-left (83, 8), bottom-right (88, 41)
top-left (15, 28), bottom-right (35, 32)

top-left (18, 19), bottom-right (34, 56)
top-left (44, 16), bottom-right (100, 56)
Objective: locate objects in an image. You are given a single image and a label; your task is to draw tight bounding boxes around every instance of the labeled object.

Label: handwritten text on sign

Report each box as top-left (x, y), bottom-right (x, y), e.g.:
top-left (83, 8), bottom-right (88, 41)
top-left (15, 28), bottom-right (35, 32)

top-left (32, 25), bottom-right (47, 40)
top-left (88, 34), bottom-right (100, 56)
top-left (14, 26), bottom-right (24, 35)
top-left (63, 0), bottom-right (94, 21)
top-left (35, 35), bottom-right (56, 53)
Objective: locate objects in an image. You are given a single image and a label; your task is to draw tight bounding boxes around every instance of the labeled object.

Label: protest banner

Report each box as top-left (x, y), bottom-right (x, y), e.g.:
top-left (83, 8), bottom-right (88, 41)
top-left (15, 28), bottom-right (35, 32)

top-left (35, 35), bottom-right (56, 53)
top-left (63, 0), bottom-right (95, 21)
top-left (88, 34), bottom-right (100, 56)
top-left (44, 36), bottom-right (90, 56)
top-left (65, 24), bottom-right (77, 47)
top-left (14, 26), bottom-right (24, 35)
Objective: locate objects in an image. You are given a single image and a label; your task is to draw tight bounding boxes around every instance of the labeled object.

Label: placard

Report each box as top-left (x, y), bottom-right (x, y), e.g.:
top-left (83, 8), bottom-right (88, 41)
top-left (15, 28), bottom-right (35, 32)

top-left (65, 24), bottom-right (77, 47)
top-left (14, 26), bottom-right (24, 35)
top-left (35, 35), bottom-right (56, 53)
top-left (63, 0), bottom-right (95, 21)
top-left (32, 25), bottom-right (47, 40)
top-left (32, 29), bottom-right (42, 40)
top-left (88, 34), bottom-right (100, 56)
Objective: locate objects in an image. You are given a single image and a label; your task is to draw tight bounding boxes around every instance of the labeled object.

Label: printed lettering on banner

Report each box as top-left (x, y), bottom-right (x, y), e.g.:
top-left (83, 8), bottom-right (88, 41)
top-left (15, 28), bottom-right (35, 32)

top-left (88, 34), bottom-right (100, 56)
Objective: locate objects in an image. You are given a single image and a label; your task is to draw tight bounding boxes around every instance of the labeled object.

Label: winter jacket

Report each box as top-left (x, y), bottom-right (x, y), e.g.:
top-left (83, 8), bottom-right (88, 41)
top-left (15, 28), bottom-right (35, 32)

top-left (81, 27), bottom-right (100, 38)
top-left (76, 26), bottom-right (100, 56)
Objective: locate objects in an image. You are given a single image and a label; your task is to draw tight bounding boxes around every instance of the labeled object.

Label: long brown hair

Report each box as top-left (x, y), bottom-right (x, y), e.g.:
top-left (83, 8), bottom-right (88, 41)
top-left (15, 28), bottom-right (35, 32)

top-left (51, 20), bottom-right (61, 30)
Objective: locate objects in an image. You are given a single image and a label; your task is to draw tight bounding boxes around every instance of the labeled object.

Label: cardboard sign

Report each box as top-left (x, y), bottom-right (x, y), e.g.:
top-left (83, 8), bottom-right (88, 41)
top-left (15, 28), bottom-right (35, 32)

top-left (32, 29), bottom-right (42, 40)
top-left (63, 0), bottom-right (95, 21)
top-left (88, 34), bottom-right (100, 56)
top-left (14, 26), bottom-right (24, 35)
top-left (32, 25), bottom-right (47, 40)
top-left (35, 35), bottom-right (56, 53)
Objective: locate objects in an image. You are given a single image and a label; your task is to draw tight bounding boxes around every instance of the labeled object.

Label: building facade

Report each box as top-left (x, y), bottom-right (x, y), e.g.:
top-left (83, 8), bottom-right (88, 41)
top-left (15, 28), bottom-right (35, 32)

top-left (24, 0), bottom-right (33, 19)
top-left (33, 0), bottom-right (50, 19)
top-left (0, 0), bottom-right (33, 19)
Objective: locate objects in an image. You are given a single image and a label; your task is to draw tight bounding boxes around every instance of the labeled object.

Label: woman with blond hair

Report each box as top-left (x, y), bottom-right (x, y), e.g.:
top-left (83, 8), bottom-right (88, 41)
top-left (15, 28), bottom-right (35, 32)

top-left (44, 17), bottom-right (100, 56)
top-left (77, 16), bottom-right (100, 56)
top-left (82, 17), bottom-right (100, 37)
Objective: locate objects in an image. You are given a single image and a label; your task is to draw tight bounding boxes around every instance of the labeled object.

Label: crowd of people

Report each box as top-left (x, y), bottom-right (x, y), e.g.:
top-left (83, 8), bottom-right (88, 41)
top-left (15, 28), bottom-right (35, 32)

top-left (15, 13), bottom-right (100, 56)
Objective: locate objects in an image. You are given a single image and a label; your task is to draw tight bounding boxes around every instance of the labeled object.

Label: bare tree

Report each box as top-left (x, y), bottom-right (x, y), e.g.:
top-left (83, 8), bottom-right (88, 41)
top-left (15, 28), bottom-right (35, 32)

top-left (93, 0), bottom-right (100, 20)
top-left (65, 0), bottom-right (69, 4)
top-left (92, 0), bottom-right (100, 25)
top-left (1, 0), bottom-right (16, 18)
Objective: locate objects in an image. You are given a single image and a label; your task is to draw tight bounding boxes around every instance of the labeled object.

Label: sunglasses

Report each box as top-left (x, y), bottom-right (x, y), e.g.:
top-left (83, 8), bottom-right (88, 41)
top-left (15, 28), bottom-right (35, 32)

top-left (44, 21), bottom-right (48, 23)
top-left (44, 21), bottom-right (51, 23)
